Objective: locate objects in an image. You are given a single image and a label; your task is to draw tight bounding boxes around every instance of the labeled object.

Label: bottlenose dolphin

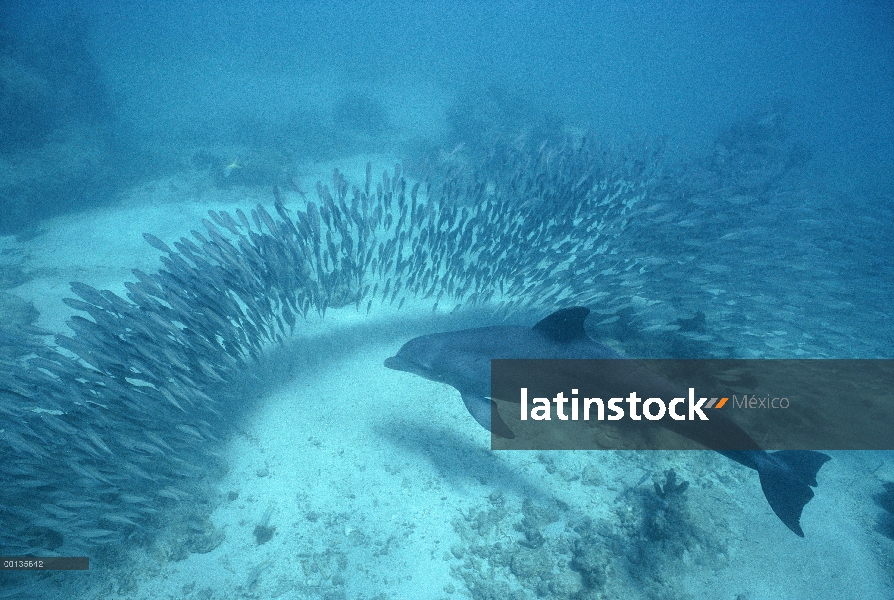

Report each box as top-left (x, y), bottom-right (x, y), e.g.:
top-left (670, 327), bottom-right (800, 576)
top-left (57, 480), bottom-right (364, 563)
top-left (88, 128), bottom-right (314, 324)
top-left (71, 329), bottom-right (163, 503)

top-left (385, 307), bottom-right (830, 536)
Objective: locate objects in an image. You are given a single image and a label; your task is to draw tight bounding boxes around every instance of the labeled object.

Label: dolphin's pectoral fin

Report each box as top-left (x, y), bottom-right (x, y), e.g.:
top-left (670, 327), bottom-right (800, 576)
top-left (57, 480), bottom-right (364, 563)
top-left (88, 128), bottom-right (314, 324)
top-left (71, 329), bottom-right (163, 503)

top-left (489, 400), bottom-right (516, 439)
top-left (461, 393), bottom-right (515, 439)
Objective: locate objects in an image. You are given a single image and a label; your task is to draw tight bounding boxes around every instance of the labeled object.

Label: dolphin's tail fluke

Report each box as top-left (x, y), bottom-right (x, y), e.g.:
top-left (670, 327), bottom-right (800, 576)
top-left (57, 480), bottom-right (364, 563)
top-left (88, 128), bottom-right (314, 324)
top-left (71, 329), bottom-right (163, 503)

top-left (756, 450), bottom-right (831, 536)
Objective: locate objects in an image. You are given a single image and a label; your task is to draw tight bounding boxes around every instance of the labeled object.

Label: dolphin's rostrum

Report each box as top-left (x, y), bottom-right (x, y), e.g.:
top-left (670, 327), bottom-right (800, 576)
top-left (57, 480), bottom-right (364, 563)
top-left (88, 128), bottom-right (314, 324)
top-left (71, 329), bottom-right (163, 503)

top-left (385, 307), bottom-right (831, 537)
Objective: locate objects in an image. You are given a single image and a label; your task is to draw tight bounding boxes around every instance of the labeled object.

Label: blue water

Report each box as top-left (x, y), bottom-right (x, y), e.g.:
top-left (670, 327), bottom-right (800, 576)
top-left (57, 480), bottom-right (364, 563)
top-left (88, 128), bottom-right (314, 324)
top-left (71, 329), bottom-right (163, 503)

top-left (0, 1), bottom-right (892, 598)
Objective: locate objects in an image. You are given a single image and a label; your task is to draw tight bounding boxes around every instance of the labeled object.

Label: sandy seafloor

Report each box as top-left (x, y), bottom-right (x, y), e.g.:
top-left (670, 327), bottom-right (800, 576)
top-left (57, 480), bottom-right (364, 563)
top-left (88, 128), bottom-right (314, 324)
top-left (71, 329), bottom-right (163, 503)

top-left (2, 157), bottom-right (893, 599)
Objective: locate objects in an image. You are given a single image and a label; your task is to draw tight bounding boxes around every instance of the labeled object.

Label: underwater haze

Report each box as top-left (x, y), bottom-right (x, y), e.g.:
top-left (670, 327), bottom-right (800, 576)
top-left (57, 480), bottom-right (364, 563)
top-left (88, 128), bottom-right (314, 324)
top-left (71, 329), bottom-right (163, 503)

top-left (0, 1), bottom-right (892, 599)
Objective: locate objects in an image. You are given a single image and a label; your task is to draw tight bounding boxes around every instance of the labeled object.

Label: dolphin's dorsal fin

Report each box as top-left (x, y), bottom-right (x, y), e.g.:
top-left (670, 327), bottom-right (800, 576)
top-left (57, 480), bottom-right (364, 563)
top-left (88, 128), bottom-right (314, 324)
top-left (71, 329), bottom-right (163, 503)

top-left (533, 307), bottom-right (590, 343)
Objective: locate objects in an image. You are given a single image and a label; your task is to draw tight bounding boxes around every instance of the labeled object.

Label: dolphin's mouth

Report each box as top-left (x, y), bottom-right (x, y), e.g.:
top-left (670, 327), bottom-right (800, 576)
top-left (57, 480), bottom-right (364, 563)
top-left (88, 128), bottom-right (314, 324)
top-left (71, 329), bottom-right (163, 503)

top-left (383, 356), bottom-right (407, 371)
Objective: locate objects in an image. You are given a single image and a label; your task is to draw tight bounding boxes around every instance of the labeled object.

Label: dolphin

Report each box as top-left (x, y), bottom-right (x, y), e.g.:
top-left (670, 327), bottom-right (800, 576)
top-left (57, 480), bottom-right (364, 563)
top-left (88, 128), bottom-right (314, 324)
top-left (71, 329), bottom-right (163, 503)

top-left (384, 307), bottom-right (830, 536)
